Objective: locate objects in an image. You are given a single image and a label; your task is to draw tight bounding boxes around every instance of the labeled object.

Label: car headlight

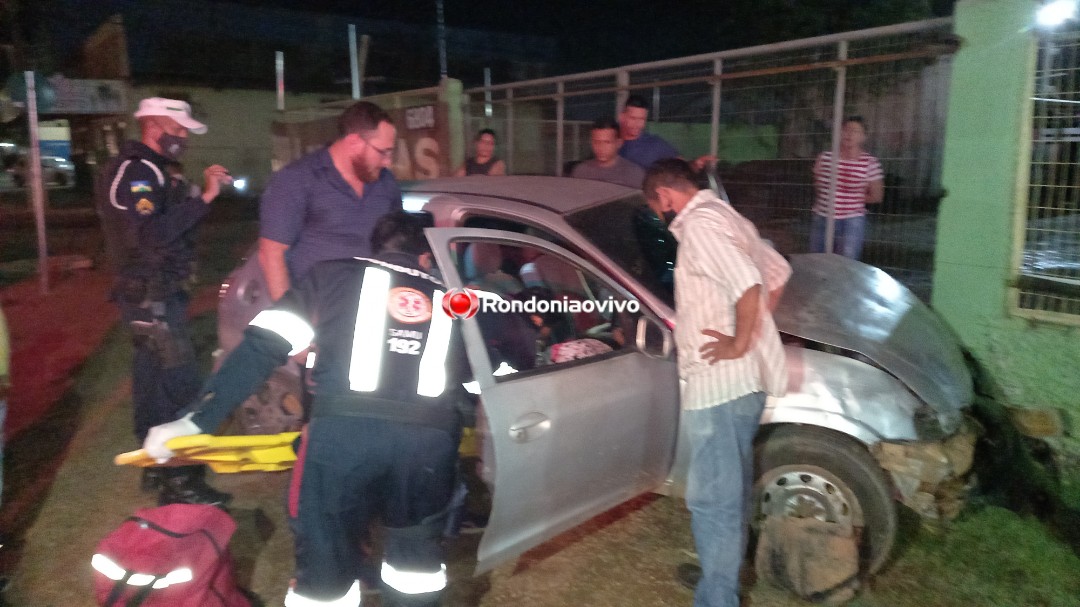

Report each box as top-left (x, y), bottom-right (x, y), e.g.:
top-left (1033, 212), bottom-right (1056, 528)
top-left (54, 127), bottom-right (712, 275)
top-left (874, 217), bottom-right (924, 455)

top-left (913, 403), bottom-right (948, 441)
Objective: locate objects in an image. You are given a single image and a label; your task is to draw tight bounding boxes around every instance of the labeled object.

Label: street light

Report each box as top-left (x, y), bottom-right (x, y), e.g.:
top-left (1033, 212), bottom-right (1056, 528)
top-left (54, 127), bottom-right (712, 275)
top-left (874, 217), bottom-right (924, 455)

top-left (1037, 0), bottom-right (1078, 28)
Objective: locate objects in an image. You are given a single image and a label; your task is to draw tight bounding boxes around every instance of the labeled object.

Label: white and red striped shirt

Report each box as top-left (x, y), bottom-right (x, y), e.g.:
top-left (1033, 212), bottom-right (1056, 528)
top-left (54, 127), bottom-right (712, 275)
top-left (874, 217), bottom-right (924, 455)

top-left (668, 190), bottom-right (791, 411)
top-left (812, 151), bottom-right (883, 219)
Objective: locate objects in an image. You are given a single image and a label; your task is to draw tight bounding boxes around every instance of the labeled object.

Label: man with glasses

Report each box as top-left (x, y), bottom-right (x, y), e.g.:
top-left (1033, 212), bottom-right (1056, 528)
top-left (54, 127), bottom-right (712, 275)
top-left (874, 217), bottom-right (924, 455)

top-left (259, 101), bottom-right (403, 301)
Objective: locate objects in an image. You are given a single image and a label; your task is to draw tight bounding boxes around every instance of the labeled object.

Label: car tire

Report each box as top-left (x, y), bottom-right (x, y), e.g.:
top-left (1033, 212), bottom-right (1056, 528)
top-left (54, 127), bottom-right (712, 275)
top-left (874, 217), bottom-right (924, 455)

top-left (233, 368), bottom-right (304, 435)
top-left (753, 424), bottom-right (897, 575)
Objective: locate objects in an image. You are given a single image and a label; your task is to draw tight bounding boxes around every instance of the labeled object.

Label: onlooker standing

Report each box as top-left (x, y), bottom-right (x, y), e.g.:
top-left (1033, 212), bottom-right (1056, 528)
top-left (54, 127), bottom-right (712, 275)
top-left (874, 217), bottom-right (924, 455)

top-left (810, 116), bottom-right (883, 259)
top-left (97, 97), bottom-right (233, 505)
top-left (643, 159), bottom-right (790, 607)
top-left (454, 128), bottom-right (507, 176)
top-left (570, 117), bottom-right (645, 189)
top-left (619, 95), bottom-right (714, 171)
top-left (259, 101), bottom-right (403, 301)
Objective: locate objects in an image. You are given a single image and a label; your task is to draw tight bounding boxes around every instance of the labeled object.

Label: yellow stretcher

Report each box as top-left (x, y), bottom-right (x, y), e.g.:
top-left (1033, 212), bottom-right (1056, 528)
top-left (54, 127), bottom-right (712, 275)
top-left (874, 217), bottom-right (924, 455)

top-left (114, 433), bottom-right (301, 473)
top-left (114, 428), bottom-right (479, 474)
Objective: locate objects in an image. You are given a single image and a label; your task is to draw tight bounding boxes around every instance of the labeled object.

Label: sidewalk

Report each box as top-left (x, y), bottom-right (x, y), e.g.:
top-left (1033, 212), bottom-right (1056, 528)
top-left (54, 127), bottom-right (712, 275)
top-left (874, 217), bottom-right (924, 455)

top-left (0, 267), bottom-right (289, 607)
top-left (1, 266), bottom-right (116, 440)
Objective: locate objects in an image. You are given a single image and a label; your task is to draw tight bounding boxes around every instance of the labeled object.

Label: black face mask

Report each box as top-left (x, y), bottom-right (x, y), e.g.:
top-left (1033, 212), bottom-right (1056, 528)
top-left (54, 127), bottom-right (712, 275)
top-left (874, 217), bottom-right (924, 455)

top-left (157, 132), bottom-right (187, 160)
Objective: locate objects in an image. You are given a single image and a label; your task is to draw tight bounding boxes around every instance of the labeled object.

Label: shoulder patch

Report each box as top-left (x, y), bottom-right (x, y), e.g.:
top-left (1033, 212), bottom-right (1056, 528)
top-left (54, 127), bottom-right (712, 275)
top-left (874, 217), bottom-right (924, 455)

top-left (130, 180), bottom-right (153, 193)
top-left (387, 287), bottom-right (432, 324)
top-left (135, 198), bottom-right (155, 215)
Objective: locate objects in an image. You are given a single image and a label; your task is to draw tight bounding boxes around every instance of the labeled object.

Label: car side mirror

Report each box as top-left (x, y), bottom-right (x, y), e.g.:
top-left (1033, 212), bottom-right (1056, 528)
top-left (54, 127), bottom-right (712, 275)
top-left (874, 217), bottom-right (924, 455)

top-left (636, 316), bottom-right (672, 359)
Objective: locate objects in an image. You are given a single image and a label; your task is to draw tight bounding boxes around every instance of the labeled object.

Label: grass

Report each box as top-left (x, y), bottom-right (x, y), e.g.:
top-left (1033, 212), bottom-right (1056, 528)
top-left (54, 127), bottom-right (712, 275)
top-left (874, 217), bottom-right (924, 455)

top-left (850, 507), bottom-right (1080, 607)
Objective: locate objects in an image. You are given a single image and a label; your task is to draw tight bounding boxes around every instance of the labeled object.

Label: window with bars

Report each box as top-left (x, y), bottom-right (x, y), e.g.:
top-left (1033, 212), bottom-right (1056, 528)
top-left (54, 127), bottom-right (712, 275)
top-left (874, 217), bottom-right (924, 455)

top-left (1019, 29), bottom-right (1080, 320)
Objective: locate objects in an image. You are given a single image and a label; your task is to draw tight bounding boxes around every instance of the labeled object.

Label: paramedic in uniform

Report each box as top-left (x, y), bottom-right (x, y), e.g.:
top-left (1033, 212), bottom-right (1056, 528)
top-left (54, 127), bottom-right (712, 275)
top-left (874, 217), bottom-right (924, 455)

top-left (145, 212), bottom-right (469, 607)
top-left (98, 96), bottom-right (232, 506)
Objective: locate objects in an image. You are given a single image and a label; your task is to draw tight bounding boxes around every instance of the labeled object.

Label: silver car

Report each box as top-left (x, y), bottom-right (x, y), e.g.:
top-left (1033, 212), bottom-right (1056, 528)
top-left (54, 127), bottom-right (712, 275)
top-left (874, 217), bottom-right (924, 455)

top-left (217, 176), bottom-right (976, 577)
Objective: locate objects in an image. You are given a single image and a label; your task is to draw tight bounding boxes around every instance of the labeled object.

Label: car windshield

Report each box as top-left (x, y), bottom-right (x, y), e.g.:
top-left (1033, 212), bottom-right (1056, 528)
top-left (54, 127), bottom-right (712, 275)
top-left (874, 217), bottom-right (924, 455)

top-left (565, 194), bottom-right (677, 307)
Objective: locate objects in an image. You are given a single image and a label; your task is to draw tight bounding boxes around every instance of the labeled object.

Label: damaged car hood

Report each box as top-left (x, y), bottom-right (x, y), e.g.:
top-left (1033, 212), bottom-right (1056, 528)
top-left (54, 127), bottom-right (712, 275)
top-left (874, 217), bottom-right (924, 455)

top-left (773, 254), bottom-right (972, 417)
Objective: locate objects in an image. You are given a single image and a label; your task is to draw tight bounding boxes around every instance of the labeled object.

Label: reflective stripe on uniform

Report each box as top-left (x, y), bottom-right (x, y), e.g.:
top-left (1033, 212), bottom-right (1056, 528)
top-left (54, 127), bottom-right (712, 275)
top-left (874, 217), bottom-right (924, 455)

top-left (108, 160), bottom-right (133, 210)
top-left (139, 158), bottom-right (166, 188)
top-left (249, 310), bottom-right (315, 355)
top-left (349, 267), bottom-right (391, 392)
top-left (416, 290), bottom-right (451, 397)
top-left (108, 158), bottom-right (166, 210)
top-left (91, 554), bottom-right (193, 589)
top-left (283, 580), bottom-right (361, 606)
top-left (381, 562), bottom-right (448, 594)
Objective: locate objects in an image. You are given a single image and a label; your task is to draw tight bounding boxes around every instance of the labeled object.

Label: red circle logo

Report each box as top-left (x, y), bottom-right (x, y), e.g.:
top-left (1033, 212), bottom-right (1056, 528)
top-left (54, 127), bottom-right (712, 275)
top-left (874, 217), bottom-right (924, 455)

top-left (387, 287), bottom-right (432, 324)
top-left (442, 288), bottom-right (479, 319)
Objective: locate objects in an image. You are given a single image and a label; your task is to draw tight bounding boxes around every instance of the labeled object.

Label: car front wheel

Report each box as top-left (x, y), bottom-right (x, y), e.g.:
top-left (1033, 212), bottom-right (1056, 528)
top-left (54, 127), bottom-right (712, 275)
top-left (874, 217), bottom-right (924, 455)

top-left (753, 424), bottom-right (897, 574)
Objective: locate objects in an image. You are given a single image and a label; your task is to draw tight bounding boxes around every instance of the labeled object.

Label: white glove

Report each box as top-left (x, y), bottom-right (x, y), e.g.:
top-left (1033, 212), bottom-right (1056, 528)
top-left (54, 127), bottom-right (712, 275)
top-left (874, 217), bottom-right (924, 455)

top-left (143, 414), bottom-right (202, 463)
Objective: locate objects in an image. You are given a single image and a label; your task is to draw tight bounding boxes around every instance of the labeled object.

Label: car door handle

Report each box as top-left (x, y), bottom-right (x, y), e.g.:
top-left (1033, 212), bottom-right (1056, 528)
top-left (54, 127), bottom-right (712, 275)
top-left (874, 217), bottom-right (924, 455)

top-left (509, 412), bottom-right (551, 443)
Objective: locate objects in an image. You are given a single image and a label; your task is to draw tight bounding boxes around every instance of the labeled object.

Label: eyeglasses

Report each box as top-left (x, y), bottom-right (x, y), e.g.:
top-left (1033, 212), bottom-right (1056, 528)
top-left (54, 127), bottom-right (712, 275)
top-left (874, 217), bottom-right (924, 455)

top-left (361, 137), bottom-right (395, 160)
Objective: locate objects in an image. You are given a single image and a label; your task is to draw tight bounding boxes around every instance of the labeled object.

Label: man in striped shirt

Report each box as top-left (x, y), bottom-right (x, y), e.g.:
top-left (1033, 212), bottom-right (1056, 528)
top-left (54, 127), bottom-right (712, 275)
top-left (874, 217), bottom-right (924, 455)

top-left (811, 116), bottom-right (884, 259)
top-left (644, 159), bottom-right (791, 607)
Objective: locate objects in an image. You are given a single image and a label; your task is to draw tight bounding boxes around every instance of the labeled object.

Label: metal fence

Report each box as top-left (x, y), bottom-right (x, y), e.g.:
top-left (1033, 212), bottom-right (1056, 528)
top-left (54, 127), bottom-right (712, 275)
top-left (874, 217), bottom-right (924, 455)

top-left (1017, 26), bottom-right (1080, 322)
top-left (464, 18), bottom-right (956, 300)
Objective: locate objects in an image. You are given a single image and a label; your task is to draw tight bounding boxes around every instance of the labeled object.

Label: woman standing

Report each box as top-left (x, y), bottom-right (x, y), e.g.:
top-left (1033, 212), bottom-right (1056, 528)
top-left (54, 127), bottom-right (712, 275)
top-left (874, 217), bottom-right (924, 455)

top-left (810, 116), bottom-right (883, 259)
top-left (455, 129), bottom-right (507, 176)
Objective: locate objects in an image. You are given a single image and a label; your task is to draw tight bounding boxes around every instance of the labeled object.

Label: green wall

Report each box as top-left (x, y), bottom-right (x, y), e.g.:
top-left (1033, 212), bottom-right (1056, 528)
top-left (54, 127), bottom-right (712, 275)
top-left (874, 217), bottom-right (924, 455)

top-left (933, 0), bottom-right (1080, 446)
top-left (649, 122), bottom-right (779, 165)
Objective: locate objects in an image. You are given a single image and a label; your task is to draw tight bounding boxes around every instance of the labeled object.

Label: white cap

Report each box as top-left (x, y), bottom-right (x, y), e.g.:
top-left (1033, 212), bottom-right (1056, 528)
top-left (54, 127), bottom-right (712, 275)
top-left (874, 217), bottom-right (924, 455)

top-left (133, 97), bottom-right (207, 134)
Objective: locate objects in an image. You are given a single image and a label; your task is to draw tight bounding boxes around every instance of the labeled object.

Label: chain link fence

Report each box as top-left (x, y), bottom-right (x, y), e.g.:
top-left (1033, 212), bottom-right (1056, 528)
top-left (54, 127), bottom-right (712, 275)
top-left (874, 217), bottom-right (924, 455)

top-left (1019, 26), bottom-right (1080, 321)
top-left (465, 19), bottom-right (956, 301)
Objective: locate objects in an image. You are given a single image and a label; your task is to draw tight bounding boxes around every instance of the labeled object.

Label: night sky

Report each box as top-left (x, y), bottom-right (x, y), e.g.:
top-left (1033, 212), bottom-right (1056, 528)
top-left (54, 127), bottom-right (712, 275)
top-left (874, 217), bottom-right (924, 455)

top-left (216, 0), bottom-right (957, 73)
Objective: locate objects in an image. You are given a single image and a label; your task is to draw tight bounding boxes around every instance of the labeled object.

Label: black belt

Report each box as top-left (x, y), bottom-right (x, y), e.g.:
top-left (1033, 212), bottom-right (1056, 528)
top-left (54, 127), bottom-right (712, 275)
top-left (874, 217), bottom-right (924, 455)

top-left (311, 394), bottom-right (459, 433)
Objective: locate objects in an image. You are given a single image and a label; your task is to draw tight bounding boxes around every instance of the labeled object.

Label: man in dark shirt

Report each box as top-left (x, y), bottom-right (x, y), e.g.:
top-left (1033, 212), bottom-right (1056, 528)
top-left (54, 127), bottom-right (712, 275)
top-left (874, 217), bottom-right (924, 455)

top-left (619, 95), bottom-right (714, 172)
top-left (258, 101), bottom-right (403, 301)
top-left (145, 212), bottom-right (468, 607)
top-left (97, 97), bottom-right (233, 505)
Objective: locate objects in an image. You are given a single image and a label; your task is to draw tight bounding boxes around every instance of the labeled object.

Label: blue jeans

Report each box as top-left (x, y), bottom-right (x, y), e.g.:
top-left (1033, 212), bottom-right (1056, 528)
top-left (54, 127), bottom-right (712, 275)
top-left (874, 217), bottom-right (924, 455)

top-left (809, 213), bottom-right (867, 259)
top-left (685, 392), bottom-right (766, 607)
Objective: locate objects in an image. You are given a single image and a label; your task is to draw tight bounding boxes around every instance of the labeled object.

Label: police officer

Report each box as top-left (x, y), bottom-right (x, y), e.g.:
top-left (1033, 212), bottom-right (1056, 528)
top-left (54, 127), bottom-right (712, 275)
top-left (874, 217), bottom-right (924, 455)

top-left (97, 97), bottom-right (233, 506)
top-left (145, 212), bottom-right (469, 607)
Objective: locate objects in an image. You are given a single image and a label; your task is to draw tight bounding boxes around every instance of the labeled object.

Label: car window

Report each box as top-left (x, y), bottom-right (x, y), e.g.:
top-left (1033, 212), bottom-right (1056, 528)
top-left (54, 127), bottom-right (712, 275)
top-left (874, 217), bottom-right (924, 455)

top-left (565, 194), bottom-right (677, 307)
top-left (462, 216), bottom-right (570, 249)
top-left (453, 238), bottom-right (640, 375)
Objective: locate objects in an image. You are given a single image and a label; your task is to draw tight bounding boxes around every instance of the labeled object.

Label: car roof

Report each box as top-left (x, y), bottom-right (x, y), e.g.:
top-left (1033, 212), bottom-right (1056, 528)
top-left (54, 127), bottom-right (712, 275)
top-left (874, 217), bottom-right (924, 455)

top-left (402, 176), bottom-right (637, 215)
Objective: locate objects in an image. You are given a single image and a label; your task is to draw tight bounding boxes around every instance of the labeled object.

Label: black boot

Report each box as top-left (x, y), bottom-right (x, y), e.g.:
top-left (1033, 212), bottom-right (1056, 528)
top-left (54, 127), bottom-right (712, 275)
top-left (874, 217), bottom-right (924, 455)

top-left (140, 467), bottom-right (166, 492)
top-left (158, 465), bottom-right (232, 507)
top-left (676, 562), bottom-right (702, 591)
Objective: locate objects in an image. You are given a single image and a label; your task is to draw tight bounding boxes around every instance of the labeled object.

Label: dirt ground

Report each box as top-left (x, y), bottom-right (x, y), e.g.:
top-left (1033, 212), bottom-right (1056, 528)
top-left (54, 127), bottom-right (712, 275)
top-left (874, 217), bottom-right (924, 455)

top-left (0, 208), bottom-right (791, 607)
top-left (2, 205), bottom-right (1077, 607)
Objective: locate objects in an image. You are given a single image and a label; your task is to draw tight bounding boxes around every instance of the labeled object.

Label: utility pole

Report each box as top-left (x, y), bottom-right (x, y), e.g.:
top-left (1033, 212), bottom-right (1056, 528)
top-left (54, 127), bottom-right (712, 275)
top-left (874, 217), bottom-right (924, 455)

top-left (436, 0), bottom-right (447, 80)
top-left (349, 24), bottom-right (360, 99)
top-left (26, 71), bottom-right (48, 293)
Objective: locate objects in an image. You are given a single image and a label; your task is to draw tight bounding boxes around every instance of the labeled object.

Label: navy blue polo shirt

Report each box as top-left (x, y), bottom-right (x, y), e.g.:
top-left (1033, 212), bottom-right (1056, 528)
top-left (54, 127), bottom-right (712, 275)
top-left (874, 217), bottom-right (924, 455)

top-left (619, 132), bottom-right (680, 170)
top-left (260, 147), bottom-right (403, 282)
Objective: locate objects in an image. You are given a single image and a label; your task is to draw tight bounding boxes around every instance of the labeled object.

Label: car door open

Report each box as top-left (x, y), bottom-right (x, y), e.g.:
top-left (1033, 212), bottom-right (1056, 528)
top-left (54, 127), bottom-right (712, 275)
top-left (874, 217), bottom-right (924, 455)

top-left (425, 227), bottom-right (680, 573)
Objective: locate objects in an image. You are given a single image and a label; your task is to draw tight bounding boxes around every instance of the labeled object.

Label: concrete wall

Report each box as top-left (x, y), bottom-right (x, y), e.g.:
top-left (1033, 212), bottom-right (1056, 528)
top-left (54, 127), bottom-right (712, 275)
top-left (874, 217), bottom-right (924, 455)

top-left (932, 0), bottom-right (1080, 448)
